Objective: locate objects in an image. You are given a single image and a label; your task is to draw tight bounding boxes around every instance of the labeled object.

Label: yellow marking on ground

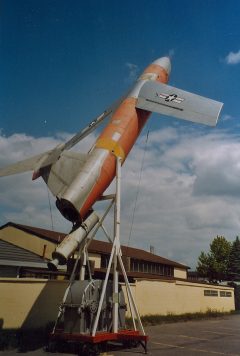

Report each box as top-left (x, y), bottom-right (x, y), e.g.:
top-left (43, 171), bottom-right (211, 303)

top-left (178, 334), bottom-right (210, 341)
top-left (202, 330), bottom-right (238, 336)
top-left (217, 327), bottom-right (240, 331)
top-left (152, 341), bottom-right (240, 355)
top-left (151, 334), bottom-right (210, 341)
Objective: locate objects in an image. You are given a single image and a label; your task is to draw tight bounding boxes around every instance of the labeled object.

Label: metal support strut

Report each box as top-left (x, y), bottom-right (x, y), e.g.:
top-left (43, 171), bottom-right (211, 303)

top-left (91, 156), bottom-right (145, 337)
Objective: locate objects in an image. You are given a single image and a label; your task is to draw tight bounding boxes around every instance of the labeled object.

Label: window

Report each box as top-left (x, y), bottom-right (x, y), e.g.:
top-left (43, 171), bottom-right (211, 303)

top-left (159, 265), bottom-right (164, 275)
top-left (101, 255), bottom-right (110, 269)
top-left (220, 291), bottom-right (232, 297)
top-left (204, 290), bottom-right (218, 297)
top-left (130, 259), bottom-right (173, 277)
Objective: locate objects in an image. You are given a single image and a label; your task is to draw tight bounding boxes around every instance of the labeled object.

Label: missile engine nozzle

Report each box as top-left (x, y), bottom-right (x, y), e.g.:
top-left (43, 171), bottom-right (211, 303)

top-left (47, 258), bottom-right (59, 271)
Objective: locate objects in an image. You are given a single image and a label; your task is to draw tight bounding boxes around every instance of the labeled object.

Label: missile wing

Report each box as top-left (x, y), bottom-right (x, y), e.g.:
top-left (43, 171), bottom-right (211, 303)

top-left (136, 81), bottom-right (223, 126)
top-left (0, 105), bottom-right (117, 179)
top-left (0, 150), bottom-right (51, 177)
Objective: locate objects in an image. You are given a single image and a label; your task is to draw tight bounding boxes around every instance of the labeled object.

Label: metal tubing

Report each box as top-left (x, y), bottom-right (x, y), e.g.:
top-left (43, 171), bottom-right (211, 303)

top-left (118, 253), bottom-right (145, 335)
top-left (100, 223), bottom-right (113, 243)
top-left (119, 259), bottom-right (137, 330)
top-left (92, 156), bottom-right (145, 336)
top-left (91, 239), bottom-right (116, 336)
top-left (98, 194), bottom-right (116, 201)
top-left (85, 198), bottom-right (114, 245)
top-left (79, 248), bottom-right (87, 281)
top-left (92, 158), bottom-right (122, 336)
top-left (113, 157), bottom-right (121, 333)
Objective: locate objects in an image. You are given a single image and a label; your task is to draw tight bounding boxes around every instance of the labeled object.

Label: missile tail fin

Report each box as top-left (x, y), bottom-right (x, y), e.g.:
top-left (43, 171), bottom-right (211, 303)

top-left (41, 151), bottom-right (87, 197)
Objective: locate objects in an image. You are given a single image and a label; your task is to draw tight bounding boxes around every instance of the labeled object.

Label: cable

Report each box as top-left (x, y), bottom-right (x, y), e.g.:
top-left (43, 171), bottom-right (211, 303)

top-left (127, 128), bottom-right (150, 248)
top-left (46, 187), bottom-right (54, 231)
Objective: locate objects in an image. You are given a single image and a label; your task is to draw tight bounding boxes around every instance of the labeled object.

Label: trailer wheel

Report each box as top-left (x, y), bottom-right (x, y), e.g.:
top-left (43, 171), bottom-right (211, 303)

top-left (45, 340), bottom-right (57, 353)
top-left (80, 343), bottom-right (100, 356)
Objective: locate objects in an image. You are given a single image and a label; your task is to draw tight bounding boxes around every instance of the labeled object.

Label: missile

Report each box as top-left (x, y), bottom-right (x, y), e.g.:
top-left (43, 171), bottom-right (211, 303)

top-left (55, 57), bottom-right (172, 222)
top-left (0, 57), bottom-right (223, 225)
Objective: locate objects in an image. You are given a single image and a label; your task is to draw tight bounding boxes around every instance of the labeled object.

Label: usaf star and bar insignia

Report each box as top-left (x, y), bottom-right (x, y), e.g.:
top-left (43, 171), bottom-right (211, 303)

top-left (156, 92), bottom-right (185, 104)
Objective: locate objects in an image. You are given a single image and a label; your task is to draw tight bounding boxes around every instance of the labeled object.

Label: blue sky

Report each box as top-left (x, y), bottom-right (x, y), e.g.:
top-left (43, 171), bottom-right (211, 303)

top-left (1, 0), bottom-right (240, 135)
top-left (1, 0), bottom-right (240, 267)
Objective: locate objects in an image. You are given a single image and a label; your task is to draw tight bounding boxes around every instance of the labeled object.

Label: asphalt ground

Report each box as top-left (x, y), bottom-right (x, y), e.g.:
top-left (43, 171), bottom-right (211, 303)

top-left (116, 314), bottom-right (240, 356)
top-left (1, 314), bottom-right (240, 355)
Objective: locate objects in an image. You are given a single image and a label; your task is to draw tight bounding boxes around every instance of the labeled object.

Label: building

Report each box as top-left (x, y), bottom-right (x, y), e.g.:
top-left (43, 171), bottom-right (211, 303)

top-left (0, 221), bottom-right (235, 329)
top-left (0, 221), bottom-right (188, 280)
top-left (0, 238), bottom-right (49, 278)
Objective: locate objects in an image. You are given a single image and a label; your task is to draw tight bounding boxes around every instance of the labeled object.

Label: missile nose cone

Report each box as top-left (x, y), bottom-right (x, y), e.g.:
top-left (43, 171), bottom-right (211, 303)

top-left (152, 57), bottom-right (171, 75)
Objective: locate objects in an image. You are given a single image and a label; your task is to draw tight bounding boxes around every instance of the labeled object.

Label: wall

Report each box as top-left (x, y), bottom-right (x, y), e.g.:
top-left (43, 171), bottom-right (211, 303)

top-left (0, 277), bottom-right (235, 330)
top-left (133, 279), bottom-right (235, 316)
top-left (0, 278), bottom-right (68, 329)
top-left (89, 253), bottom-right (101, 268)
top-left (174, 267), bottom-right (187, 279)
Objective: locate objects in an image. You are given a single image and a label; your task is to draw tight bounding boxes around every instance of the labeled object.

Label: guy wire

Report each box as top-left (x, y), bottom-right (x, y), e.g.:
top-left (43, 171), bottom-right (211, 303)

top-left (127, 127), bottom-right (150, 248)
top-left (47, 187), bottom-right (54, 231)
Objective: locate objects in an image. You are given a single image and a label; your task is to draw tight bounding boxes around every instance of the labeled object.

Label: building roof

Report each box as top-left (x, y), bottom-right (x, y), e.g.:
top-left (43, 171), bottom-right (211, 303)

top-left (89, 239), bottom-right (188, 269)
top-left (0, 222), bottom-right (188, 269)
top-left (0, 239), bottom-right (48, 268)
top-left (0, 221), bottom-right (65, 244)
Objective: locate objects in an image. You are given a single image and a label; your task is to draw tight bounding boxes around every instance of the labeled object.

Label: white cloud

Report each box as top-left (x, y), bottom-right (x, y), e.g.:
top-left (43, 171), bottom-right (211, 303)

top-left (168, 49), bottom-right (175, 58)
top-left (119, 129), bottom-right (240, 267)
top-left (221, 114), bottom-right (233, 122)
top-left (1, 128), bottom-right (240, 268)
top-left (125, 62), bottom-right (139, 81)
top-left (225, 50), bottom-right (240, 65)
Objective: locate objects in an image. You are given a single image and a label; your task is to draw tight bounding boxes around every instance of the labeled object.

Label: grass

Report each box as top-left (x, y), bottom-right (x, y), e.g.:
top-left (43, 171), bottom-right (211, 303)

top-left (126, 309), bottom-right (236, 327)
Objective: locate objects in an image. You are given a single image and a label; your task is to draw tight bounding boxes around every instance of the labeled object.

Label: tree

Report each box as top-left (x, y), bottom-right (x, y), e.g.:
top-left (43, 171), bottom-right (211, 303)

top-left (197, 236), bottom-right (232, 281)
top-left (228, 236), bottom-right (240, 281)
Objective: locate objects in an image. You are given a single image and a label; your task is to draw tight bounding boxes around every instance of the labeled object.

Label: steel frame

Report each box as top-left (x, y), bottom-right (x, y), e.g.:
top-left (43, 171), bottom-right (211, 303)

top-left (50, 156), bottom-right (148, 353)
